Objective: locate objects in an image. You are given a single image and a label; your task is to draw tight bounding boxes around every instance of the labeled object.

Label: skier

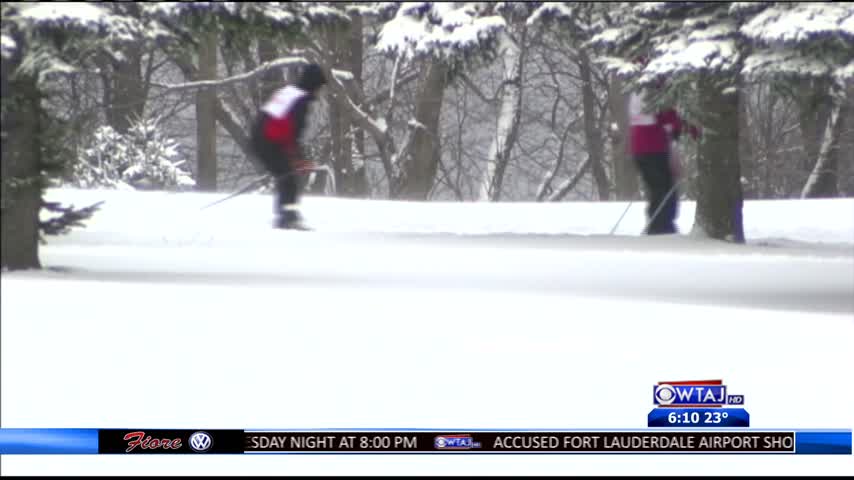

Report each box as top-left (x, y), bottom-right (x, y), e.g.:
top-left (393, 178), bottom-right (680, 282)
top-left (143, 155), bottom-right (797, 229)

top-left (628, 74), bottom-right (697, 235)
top-left (251, 63), bottom-right (327, 230)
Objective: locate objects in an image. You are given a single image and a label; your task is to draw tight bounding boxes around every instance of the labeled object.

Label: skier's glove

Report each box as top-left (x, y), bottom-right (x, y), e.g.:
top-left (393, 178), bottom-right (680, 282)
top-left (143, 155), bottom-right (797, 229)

top-left (669, 146), bottom-right (682, 179)
top-left (291, 159), bottom-right (317, 174)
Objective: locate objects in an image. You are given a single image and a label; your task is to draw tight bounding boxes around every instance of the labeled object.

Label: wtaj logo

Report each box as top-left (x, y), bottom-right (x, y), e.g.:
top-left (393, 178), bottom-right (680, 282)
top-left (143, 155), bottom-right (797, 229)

top-left (434, 435), bottom-right (481, 450)
top-left (189, 431), bottom-right (213, 453)
top-left (654, 379), bottom-right (745, 407)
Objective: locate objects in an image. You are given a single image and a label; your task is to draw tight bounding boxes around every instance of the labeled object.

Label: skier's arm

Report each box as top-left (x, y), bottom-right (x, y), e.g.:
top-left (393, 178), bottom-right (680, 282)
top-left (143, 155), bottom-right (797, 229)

top-left (290, 96), bottom-right (309, 162)
top-left (657, 109), bottom-right (683, 141)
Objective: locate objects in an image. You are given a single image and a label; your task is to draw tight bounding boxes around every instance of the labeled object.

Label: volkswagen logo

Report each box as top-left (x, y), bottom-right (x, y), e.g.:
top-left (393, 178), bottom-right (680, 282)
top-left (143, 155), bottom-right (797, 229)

top-left (189, 431), bottom-right (213, 453)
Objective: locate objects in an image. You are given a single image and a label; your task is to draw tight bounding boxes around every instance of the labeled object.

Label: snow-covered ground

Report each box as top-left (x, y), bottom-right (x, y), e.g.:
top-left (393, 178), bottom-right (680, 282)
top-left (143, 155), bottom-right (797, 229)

top-left (2, 189), bottom-right (853, 476)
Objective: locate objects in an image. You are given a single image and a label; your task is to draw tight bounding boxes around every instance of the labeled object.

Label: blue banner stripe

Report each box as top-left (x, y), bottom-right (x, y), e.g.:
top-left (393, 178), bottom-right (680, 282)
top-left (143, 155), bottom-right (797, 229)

top-left (1, 429), bottom-right (851, 454)
top-left (795, 431), bottom-right (852, 455)
top-left (0, 429), bottom-right (99, 454)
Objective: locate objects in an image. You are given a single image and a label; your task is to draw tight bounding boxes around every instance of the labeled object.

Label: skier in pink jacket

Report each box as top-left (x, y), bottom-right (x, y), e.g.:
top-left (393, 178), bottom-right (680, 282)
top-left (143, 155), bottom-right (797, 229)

top-left (629, 82), bottom-right (697, 235)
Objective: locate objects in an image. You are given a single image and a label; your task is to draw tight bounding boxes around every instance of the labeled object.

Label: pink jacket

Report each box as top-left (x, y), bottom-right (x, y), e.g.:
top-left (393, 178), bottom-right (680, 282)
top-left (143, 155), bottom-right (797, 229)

top-left (628, 92), bottom-right (696, 155)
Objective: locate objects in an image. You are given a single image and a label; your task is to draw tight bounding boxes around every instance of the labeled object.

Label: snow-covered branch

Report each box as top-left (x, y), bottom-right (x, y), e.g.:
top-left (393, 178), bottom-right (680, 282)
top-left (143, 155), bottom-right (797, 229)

top-left (151, 56), bottom-right (308, 92)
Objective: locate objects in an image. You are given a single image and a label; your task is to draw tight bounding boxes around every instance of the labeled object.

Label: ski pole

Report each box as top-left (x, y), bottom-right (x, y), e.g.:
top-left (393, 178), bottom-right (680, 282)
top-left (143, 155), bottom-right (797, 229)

top-left (642, 176), bottom-right (686, 234)
top-left (200, 174), bottom-right (271, 210)
top-left (609, 199), bottom-right (635, 235)
top-left (199, 166), bottom-right (335, 211)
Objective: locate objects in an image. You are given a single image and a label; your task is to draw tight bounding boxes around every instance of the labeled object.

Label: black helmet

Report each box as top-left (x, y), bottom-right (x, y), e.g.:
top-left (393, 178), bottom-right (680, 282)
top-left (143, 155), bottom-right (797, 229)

top-left (297, 63), bottom-right (327, 93)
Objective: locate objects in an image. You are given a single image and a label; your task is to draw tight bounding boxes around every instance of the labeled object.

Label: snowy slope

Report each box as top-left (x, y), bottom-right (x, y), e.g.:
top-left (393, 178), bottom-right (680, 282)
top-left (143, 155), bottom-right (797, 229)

top-left (2, 189), bottom-right (853, 476)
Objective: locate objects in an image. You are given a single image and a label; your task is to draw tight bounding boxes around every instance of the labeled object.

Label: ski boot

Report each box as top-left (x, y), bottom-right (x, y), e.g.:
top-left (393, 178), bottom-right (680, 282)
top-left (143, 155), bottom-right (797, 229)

top-left (274, 208), bottom-right (311, 231)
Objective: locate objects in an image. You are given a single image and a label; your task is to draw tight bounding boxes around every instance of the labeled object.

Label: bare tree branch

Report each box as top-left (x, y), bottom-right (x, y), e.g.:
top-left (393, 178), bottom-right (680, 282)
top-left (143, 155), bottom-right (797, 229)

top-left (548, 156), bottom-right (592, 202)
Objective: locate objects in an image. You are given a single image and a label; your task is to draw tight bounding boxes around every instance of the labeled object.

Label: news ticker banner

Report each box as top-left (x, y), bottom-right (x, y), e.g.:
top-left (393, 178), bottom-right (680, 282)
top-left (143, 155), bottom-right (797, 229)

top-left (0, 429), bottom-right (850, 455)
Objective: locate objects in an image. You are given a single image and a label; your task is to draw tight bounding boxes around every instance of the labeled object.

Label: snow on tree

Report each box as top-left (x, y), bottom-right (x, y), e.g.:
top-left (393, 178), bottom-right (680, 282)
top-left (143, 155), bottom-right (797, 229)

top-left (2, 2), bottom-right (154, 269)
top-left (6, 2), bottom-right (147, 84)
top-left (374, 2), bottom-right (508, 199)
top-left (142, 2), bottom-right (346, 44)
top-left (742, 3), bottom-right (853, 83)
top-left (1, 33), bottom-right (15, 59)
top-left (589, 2), bottom-right (751, 242)
top-left (70, 116), bottom-right (195, 191)
top-left (376, 2), bottom-right (505, 62)
top-left (739, 2), bottom-right (854, 198)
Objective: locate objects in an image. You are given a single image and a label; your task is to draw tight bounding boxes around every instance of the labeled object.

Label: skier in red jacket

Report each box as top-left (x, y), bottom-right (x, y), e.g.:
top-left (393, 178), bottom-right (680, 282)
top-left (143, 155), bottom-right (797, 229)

top-left (251, 63), bottom-right (327, 230)
top-left (628, 86), bottom-right (697, 235)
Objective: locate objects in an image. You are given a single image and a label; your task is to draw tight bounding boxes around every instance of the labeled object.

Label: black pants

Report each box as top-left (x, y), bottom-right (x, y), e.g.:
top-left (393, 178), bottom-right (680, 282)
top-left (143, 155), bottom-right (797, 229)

top-left (634, 152), bottom-right (678, 235)
top-left (250, 120), bottom-right (302, 215)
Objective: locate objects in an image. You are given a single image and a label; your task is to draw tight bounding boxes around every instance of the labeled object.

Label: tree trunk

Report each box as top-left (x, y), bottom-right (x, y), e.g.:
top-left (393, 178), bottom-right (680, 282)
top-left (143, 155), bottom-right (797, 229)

top-left (326, 17), bottom-right (367, 198)
top-left (738, 86), bottom-right (756, 199)
top-left (195, 27), bottom-right (218, 191)
top-left (840, 87), bottom-right (854, 196)
top-left (692, 76), bottom-right (745, 243)
top-left (105, 4), bottom-right (145, 134)
top-left (393, 61), bottom-right (449, 200)
top-left (257, 37), bottom-right (280, 105)
top-left (608, 75), bottom-right (639, 200)
top-left (801, 93), bottom-right (851, 198)
top-left (759, 86), bottom-right (779, 198)
top-left (797, 79), bottom-right (833, 174)
top-left (348, 14), bottom-right (368, 197)
top-left (1, 47), bottom-right (42, 270)
top-left (326, 23), bottom-right (355, 197)
top-left (108, 43), bottom-right (145, 134)
top-left (479, 29), bottom-right (524, 201)
top-left (579, 51), bottom-right (610, 200)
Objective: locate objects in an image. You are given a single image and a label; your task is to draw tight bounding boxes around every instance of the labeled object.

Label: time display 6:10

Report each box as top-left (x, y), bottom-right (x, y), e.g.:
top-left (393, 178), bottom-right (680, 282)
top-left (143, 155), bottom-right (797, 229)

top-left (668, 411), bottom-right (730, 424)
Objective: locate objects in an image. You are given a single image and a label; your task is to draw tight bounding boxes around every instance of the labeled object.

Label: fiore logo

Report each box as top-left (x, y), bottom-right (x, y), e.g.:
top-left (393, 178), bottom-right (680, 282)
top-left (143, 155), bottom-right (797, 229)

top-left (123, 431), bottom-right (182, 453)
top-left (189, 431), bottom-right (213, 453)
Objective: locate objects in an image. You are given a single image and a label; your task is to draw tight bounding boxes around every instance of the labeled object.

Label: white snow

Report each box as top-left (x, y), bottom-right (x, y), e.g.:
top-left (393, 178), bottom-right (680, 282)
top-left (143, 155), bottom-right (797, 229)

top-left (590, 26), bottom-right (638, 46)
top-left (374, 117), bottom-right (388, 134)
top-left (743, 50), bottom-right (833, 79)
top-left (741, 4), bottom-right (854, 45)
top-left (644, 36), bottom-right (739, 79)
top-left (687, 21), bottom-right (737, 41)
top-left (408, 118), bottom-right (427, 130)
top-left (256, 5), bottom-right (297, 26)
top-left (376, 12), bottom-right (426, 58)
top-left (420, 15), bottom-right (504, 56)
top-left (19, 2), bottom-right (108, 29)
top-left (305, 5), bottom-right (349, 22)
top-left (595, 55), bottom-right (641, 77)
top-left (331, 69), bottom-right (355, 82)
top-left (1, 34), bottom-right (16, 59)
top-left (434, 2), bottom-right (478, 28)
top-left (527, 2), bottom-right (574, 26)
top-left (2, 189), bottom-right (853, 475)
top-left (843, 10), bottom-right (854, 37)
top-left (376, 3), bottom-right (505, 60)
top-left (345, 4), bottom-right (384, 17)
top-left (838, 60), bottom-right (854, 82)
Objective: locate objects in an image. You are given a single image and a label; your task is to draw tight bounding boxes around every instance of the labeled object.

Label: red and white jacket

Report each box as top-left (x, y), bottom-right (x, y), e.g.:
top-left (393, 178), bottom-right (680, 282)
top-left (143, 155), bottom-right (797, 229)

top-left (259, 85), bottom-right (311, 160)
top-left (628, 92), bottom-right (696, 155)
